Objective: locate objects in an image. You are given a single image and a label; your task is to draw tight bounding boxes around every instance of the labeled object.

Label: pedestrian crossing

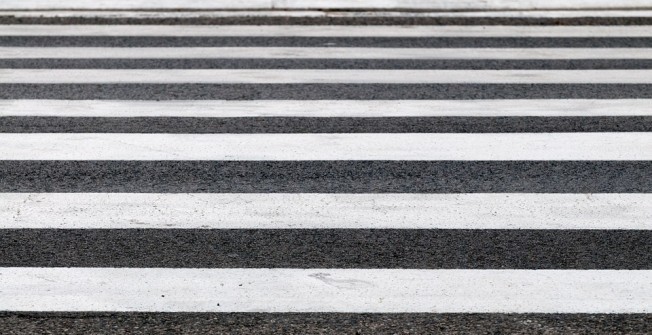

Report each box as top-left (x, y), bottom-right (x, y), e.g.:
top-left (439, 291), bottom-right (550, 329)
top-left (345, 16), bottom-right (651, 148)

top-left (0, 21), bottom-right (651, 332)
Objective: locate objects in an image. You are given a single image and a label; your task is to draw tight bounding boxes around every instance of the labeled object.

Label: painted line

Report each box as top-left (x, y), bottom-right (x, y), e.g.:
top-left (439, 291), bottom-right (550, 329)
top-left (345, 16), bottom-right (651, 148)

top-left (2, 161), bottom-right (649, 193)
top-left (0, 10), bottom-right (331, 19)
top-left (2, 193), bottom-right (650, 229)
top-left (0, 0), bottom-right (650, 10)
top-left (2, 47), bottom-right (652, 60)
top-left (1, 268), bottom-right (650, 313)
top-left (1, 25), bottom-right (652, 37)
top-left (0, 133), bottom-right (650, 161)
top-left (3, 10), bottom-right (652, 19)
top-left (2, 100), bottom-right (652, 117)
top-left (1, 69), bottom-right (651, 84)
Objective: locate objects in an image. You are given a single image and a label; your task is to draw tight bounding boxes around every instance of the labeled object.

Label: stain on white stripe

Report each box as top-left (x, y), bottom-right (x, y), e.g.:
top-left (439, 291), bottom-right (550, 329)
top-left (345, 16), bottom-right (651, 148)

top-left (1, 25), bottom-right (652, 37)
top-left (3, 47), bottom-right (651, 60)
top-left (1, 133), bottom-right (650, 161)
top-left (1, 268), bottom-right (650, 313)
top-left (2, 193), bottom-right (650, 229)
top-left (3, 99), bottom-right (651, 117)
top-left (1, 69), bottom-right (651, 84)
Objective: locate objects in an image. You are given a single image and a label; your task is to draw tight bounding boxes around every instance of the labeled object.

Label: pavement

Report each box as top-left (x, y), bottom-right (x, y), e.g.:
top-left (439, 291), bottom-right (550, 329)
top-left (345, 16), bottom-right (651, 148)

top-left (0, 11), bottom-right (651, 334)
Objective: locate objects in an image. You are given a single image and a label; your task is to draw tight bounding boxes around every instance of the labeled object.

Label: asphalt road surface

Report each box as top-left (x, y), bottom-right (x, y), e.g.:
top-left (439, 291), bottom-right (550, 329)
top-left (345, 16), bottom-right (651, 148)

top-left (0, 14), bottom-right (651, 334)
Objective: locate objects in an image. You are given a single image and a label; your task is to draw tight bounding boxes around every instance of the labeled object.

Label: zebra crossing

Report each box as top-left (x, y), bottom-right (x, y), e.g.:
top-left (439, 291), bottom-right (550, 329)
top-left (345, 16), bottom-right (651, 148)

top-left (0, 20), bottom-right (651, 332)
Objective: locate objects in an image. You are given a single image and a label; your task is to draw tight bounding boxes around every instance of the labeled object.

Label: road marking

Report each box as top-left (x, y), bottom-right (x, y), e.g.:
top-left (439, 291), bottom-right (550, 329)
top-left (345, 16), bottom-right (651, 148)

top-left (2, 193), bottom-right (650, 229)
top-left (3, 10), bottom-right (652, 19)
top-left (0, 133), bottom-right (650, 161)
top-left (2, 99), bottom-right (652, 117)
top-left (2, 268), bottom-right (650, 312)
top-left (2, 47), bottom-right (651, 60)
top-left (1, 25), bottom-right (652, 37)
top-left (1, 69), bottom-right (651, 84)
top-left (0, 0), bottom-right (650, 10)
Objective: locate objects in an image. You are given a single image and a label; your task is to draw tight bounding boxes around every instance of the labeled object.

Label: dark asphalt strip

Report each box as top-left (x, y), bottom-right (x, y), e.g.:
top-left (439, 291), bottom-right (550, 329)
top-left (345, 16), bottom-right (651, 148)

top-left (1, 161), bottom-right (650, 193)
top-left (1, 36), bottom-right (650, 47)
top-left (2, 16), bottom-right (652, 26)
top-left (0, 313), bottom-right (650, 335)
top-left (1, 229), bottom-right (650, 269)
top-left (2, 59), bottom-right (652, 69)
top-left (2, 116), bottom-right (651, 133)
top-left (1, 84), bottom-right (650, 99)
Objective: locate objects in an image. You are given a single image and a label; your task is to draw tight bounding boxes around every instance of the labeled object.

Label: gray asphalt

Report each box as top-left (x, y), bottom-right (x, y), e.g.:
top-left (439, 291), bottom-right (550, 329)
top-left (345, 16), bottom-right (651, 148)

top-left (2, 36), bottom-right (650, 47)
top-left (1, 15), bottom-right (652, 25)
top-left (2, 313), bottom-right (651, 335)
top-left (1, 313), bottom-right (651, 335)
top-left (2, 84), bottom-right (651, 99)
top-left (3, 116), bottom-right (651, 133)
top-left (3, 58), bottom-right (651, 69)
top-left (2, 229), bottom-right (650, 269)
top-left (1, 161), bottom-right (650, 193)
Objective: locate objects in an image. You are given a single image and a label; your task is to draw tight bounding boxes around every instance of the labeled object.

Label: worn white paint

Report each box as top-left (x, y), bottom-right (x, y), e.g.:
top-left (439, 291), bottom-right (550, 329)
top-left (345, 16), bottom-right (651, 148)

top-left (3, 10), bottom-right (652, 19)
top-left (1, 268), bottom-right (650, 313)
top-left (2, 193), bottom-right (651, 229)
top-left (0, 0), bottom-right (650, 10)
top-left (2, 99), bottom-right (652, 118)
top-left (0, 133), bottom-right (650, 161)
top-left (1, 25), bottom-right (652, 37)
top-left (1, 69), bottom-right (651, 84)
top-left (3, 47), bottom-right (652, 60)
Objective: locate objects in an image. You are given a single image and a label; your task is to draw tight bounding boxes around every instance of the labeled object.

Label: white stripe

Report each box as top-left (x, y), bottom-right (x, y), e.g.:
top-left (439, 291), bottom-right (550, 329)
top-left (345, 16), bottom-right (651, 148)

top-left (2, 69), bottom-right (651, 84)
top-left (2, 193), bottom-right (650, 230)
top-left (4, 10), bottom-right (652, 19)
top-left (3, 99), bottom-right (651, 117)
top-left (1, 25), bottom-right (652, 37)
top-left (1, 133), bottom-right (649, 161)
top-left (0, 0), bottom-right (650, 10)
top-left (3, 47), bottom-right (652, 60)
top-left (1, 268), bottom-right (650, 313)
top-left (0, 10), bottom-right (330, 18)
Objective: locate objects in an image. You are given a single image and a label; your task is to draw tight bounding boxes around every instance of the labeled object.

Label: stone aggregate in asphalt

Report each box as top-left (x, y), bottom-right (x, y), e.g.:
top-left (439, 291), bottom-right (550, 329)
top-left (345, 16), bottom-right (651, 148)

top-left (1, 313), bottom-right (652, 335)
top-left (2, 16), bottom-right (652, 25)
top-left (2, 58), bottom-right (652, 69)
top-left (2, 116), bottom-right (651, 133)
top-left (1, 229), bottom-right (651, 269)
top-left (1, 161), bottom-right (650, 193)
top-left (2, 36), bottom-right (651, 47)
top-left (1, 84), bottom-right (651, 99)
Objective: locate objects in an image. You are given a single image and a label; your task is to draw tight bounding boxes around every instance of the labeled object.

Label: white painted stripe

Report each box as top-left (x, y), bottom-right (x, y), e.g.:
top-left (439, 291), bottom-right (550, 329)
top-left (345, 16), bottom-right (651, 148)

top-left (1, 268), bottom-right (650, 313)
top-left (3, 99), bottom-right (651, 117)
top-left (3, 47), bottom-right (651, 60)
top-left (1, 0), bottom-right (650, 11)
top-left (2, 193), bottom-right (650, 230)
top-left (4, 10), bottom-right (652, 19)
top-left (1, 133), bottom-right (649, 161)
top-left (0, 10), bottom-right (331, 19)
top-left (1, 25), bottom-right (652, 37)
top-left (2, 69), bottom-right (651, 84)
